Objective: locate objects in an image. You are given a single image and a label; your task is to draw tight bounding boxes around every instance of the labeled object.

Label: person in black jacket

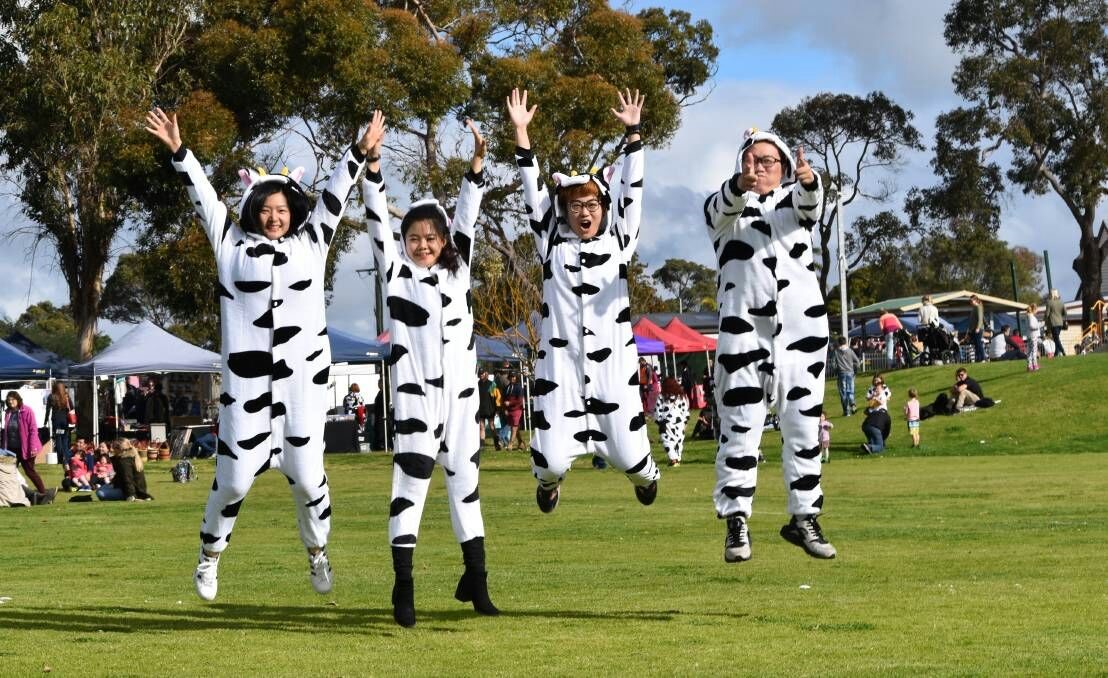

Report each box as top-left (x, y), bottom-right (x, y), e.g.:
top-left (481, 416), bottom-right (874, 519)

top-left (94, 439), bottom-right (153, 502)
top-left (144, 382), bottom-right (172, 431)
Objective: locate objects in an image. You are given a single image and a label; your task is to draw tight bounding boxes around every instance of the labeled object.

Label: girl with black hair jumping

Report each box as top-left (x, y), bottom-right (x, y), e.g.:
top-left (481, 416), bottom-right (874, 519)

top-left (360, 112), bottom-right (497, 628)
top-left (145, 107), bottom-right (376, 601)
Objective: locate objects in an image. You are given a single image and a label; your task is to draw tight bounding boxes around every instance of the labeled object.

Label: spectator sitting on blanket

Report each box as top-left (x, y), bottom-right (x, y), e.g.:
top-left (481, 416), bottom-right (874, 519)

top-left (950, 367), bottom-right (985, 412)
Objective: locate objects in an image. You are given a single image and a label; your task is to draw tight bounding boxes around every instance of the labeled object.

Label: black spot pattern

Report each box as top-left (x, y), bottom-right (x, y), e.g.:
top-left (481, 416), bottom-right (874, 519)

top-left (394, 453), bottom-right (435, 479)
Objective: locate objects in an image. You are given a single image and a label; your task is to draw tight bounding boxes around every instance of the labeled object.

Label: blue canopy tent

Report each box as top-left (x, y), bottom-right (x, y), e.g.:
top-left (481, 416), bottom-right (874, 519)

top-left (327, 327), bottom-right (389, 363)
top-left (4, 331), bottom-right (72, 378)
top-left (476, 335), bottom-right (525, 362)
top-left (0, 337), bottom-right (50, 380)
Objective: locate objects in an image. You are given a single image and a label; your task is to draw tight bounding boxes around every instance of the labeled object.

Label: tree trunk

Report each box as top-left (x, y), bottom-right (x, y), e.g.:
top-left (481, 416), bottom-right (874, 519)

top-left (1073, 212), bottom-right (1103, 328)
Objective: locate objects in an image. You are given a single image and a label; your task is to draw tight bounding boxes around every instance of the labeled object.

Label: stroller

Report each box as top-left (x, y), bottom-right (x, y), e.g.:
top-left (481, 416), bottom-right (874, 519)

top-left (917, 324), bottom-right (957, 366)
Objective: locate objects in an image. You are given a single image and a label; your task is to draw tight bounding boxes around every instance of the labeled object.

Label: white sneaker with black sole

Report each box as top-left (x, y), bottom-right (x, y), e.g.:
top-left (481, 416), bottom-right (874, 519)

top-left (780, 514), bottom-right (836, 559)
top-left (724, 514), bottom-right (751, 562)
top-left (309, 548), bottom-right (333, 594)
top-left (194, 551), bottom-right (220, 601)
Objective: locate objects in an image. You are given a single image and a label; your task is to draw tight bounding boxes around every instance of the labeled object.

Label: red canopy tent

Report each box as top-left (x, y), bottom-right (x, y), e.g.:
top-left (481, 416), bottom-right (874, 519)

top-left (633, 317), bottom-right (703, 376)
top-left (663, 318), bottom-right (717, 351)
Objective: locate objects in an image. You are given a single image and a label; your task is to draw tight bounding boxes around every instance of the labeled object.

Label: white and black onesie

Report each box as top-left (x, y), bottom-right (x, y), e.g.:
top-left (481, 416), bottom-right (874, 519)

top-left (514, 140), bottom-right (660, 491)
top-left (171, 143), bottom-right (366, 553)
top-left (704, 129), bottom-right (828, 520)
top-left (361, 167), bottom-right (487, 548)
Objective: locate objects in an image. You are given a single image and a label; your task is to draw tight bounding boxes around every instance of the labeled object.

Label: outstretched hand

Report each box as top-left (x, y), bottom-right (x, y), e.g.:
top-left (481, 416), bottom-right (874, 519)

top-left (144, 108), bottom-right (182, 152)
top-left (466, 119), bottom-right (486, 173)
top-left (358, 110), bottom-right (386, 159)
top-left (795, 146), bottom-right (815, 186)
top-left (506, 88), bottom-right (537, 129)
top-left (609, 88), bottom-right (645, 127)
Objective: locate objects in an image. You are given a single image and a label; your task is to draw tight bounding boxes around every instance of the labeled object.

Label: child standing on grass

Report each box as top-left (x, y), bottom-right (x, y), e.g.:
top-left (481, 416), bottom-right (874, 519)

top-left (905, 388), bottom-right (921, 448)
top-left (1026, 303), bottom-right (1041, 372)
top-left (819, 412), bottom-right (833, 464)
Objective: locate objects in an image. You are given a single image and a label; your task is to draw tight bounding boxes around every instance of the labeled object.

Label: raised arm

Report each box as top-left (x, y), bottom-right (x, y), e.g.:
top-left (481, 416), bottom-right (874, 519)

top-left (300, 114), bottom-right (378, 256)
top-left (507, 88), bottom-right (552, 257)
top-left (450, 119), bottom-right (487, 268)
top-left (703, 148), bottom-right (757, 241)
top-left (145, 108), bottom-right (232, 254)
top-left (357, 112), bottom-right (399, 279)
top-left (609, 88), bottom-right (645, 254)
top-left (791, 146), bottom-right (823, 227)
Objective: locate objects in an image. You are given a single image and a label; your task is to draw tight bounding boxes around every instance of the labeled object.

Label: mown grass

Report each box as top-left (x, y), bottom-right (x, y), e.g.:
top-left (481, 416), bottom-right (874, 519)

top-left (1, 354), bottom-right (1106, 676)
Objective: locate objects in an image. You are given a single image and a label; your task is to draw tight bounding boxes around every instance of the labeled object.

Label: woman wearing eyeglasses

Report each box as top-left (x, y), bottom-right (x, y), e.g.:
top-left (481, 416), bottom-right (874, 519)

top-left (506, 87), bottom-right (660, 515)
top-left (705, 127), bottom-right (836, 563)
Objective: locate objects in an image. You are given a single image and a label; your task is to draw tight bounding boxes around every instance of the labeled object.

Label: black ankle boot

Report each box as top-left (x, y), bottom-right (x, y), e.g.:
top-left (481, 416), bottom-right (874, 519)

top-left (455, 537), bottom-right (499, 616)
top-left (454, 570), bottom-right (499, 616)
top-left (392, 578), bottom-right (415, 627)
top-left (391, 547), bottom-right (416, 627)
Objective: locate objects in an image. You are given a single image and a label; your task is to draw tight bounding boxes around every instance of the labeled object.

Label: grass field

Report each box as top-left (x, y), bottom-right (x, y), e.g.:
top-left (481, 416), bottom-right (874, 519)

top-left (3, 354), bottom-right (1107, 676)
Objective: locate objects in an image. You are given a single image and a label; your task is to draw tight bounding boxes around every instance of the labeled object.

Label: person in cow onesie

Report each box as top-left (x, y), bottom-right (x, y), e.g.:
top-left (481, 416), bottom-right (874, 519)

top-left (506, 87), bottom-right (660, 513)
top-left (704, 127), bottom-right (837, 563)
top-left (359, 112), bottom-right (497, 628)
top-left (145, 107), bottom-right (375, 600)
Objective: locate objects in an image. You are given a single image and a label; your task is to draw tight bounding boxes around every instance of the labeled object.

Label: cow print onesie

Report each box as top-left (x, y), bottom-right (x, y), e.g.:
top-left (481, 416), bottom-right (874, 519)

top-left (704, 129), bottom-right (828, 520)
top-left (171, 143), bottom-right (366, 554)
top-left (514, 141), bottom-right (660, 491)
top-left (653, 394), bottom-right (690, 464)
top-left (361, 167), bottom-right (487, 549)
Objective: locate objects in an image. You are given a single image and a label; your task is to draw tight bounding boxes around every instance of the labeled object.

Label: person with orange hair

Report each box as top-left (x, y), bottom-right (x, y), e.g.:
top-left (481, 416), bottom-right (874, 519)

top-left (507, 87), bottom-right (660, 514)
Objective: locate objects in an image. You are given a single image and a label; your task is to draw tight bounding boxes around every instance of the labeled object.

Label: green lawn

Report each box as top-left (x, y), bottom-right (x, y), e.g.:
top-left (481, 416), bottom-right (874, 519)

top-left (2, 355), bottom-right (1106, 676)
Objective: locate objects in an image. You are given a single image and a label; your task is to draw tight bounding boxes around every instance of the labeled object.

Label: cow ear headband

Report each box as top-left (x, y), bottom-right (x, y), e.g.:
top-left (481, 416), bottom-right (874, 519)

top-left (238, 166), bottom-right (307, 188)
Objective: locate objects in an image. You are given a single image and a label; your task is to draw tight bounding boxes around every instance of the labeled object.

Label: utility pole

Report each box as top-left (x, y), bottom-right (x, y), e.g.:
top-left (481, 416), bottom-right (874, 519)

top-left (834, 186), bottom-right (848, 340)
top-left (355, 268), bottom-right (384, 336)
top-left (1010, 259), bottom-right (1022, 335)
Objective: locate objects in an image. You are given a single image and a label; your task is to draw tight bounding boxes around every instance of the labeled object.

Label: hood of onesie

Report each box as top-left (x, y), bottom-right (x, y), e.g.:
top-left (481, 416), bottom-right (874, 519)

top-left (236, 166), bottom-right (312, 237)
top-left (734, 128), bottom-right (795, 183)
top-left (551, 165), bottom-right (618, 240)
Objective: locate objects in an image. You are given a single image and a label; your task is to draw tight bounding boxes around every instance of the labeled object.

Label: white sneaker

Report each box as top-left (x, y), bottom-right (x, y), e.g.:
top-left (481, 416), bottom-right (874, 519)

top-left (194, 551), bottom-right (220, 601)
top-left (724, 514), bottom-right (751, 562)
top-left (780, 515), bottom-right (837, 559)
top-left (309, 548), bottom-right (333, 594)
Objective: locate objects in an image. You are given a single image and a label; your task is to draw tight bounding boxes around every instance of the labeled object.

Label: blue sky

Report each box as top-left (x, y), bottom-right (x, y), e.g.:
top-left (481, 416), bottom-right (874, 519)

top-left (0, 1), bottom-right (1098, 340)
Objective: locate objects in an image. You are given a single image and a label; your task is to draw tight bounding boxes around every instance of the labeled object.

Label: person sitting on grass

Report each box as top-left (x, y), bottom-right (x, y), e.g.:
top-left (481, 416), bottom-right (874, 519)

top-left (950, 367), bottom-right (985, 412)
top-left (95, 440), bottom-right (153, 502)
top-left (65, 453), bottom-right (92, 492)
top-left (91, 450), bottom-right (114, 490)
top-left (860, 375), bottom-right (892, 454)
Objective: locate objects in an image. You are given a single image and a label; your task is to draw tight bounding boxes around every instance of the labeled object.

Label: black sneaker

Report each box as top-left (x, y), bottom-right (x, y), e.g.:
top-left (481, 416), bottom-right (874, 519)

top-left (536, 485), bottom-right (560, 513)
top-left (723, 514), bottom-right (751, 562)
top-left (634, 481), bottom-right (657, 506)
top-left (780, 514), bottom-right (837, 559)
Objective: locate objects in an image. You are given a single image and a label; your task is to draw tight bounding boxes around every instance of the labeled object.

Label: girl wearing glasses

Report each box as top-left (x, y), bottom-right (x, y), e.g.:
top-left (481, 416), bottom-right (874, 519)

top-left (360, 113), bottom-right (498, 628)
top-left (506, 87), bottom-right (660, 515)
top-left (705, 127), bottom-right (836, 563)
